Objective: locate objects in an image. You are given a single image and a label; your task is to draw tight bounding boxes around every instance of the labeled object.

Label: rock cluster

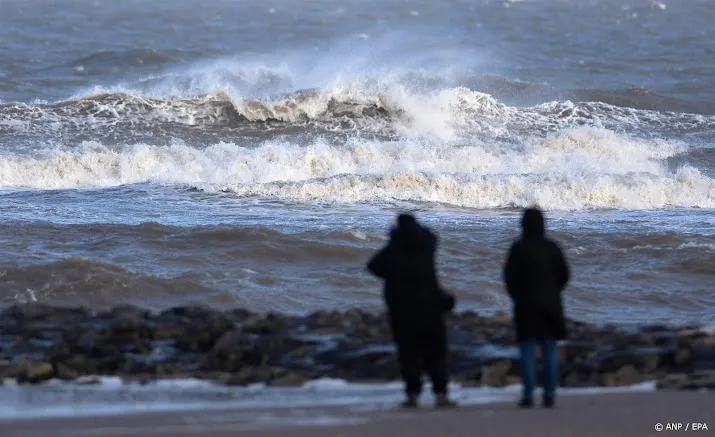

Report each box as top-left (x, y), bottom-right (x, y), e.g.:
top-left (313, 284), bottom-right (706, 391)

top-left (0, 304), bottom-right (713, 390)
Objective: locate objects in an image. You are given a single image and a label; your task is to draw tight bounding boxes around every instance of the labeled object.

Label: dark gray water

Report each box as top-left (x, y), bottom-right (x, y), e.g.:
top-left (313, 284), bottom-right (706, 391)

top-left (1, 0), bottom-right (714, 325)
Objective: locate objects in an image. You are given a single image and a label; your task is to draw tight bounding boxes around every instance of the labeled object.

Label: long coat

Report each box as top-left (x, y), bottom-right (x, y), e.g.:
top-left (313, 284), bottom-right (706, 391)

top-left (503, 210), bottom-right (570, 342)
top-left (367, 221), bottom-right (454, 345)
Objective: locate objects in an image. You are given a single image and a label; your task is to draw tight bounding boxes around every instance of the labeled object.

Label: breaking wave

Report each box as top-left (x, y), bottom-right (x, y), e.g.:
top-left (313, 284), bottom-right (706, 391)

top-left (2, 54), bottom-right (715, 211)
top-left (2, 87), bottom-right (715, 142)
top-left (1, 128), bottom-right (713, 211)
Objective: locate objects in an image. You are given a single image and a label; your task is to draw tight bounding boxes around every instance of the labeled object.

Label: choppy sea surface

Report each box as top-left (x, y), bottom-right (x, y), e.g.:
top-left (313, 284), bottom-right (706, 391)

top-left (1, 0), bottom-right (714, 326)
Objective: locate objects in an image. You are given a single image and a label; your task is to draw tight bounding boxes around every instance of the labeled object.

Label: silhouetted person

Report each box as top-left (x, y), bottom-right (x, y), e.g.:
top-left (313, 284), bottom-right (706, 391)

top-left (367, 213), bottom-right (456, 408)
top-left (503, 207), bottom-right (569, 409)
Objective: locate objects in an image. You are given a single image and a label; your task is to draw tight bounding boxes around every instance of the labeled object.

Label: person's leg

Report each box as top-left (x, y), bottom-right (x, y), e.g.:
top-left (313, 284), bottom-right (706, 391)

top-left (424, 329), bottom-right (456, 407)
top-left (425, 347), bottom-right (448, 395)
top-left (397, 342), bottom-right (423, 407)
top-left (541, 339), bottom-right (558, 407)
top-left (518, 340), bottom-right (536, 407)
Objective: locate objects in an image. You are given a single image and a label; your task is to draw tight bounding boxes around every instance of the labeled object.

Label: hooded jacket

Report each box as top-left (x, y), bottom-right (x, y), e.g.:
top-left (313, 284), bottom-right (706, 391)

top-left (503, 208), bottom-right (570, 341)
top-left (367, 215), bottom-right (454, 337)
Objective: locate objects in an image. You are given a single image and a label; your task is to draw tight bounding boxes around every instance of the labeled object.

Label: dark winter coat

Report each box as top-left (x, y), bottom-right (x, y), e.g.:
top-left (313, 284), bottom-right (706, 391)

top-left (367, 218), bottom-right (455, 344)
top-left (503, 209), bottom-right (570, 342)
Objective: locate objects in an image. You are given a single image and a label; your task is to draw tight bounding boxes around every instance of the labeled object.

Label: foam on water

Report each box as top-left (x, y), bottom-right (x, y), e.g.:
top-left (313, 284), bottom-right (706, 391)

top-left (0, 377), bottom-right (657, 420)
top-left (1, 128), bottom-right (712, 211)
top-left (4, 85), bottom-right (714, 142)
top-left (1, 0), bottom-right (714, 324)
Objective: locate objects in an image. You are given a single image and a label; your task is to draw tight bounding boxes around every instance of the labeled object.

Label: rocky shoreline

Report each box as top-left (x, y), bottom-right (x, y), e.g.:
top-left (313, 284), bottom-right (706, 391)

top-left (0, 304), bottom-right (713, 390)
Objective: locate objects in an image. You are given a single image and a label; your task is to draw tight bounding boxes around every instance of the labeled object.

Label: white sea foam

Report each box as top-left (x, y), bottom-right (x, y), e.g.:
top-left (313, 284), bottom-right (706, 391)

top-left (676, 242), bottom-right (715, 251)
top-left (1, 127), bottom-right (712, 210)
top-left (0, 377), bottom-right (656, 420)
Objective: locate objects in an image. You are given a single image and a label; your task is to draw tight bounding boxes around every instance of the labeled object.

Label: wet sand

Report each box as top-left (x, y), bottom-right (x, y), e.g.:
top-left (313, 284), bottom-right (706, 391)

top-left (0, 391), bottom-right (712, 437)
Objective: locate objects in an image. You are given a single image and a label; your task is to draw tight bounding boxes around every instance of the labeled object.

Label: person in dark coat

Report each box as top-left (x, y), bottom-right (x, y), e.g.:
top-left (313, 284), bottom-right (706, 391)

top-left (503, 207), bottom-right (570, 408)
top-left (367, 213), bottom-right (456, 408)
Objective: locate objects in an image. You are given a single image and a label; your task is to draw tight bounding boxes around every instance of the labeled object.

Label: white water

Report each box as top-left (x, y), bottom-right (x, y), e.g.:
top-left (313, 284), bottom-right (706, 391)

top-left (0, 377), bottom-right (657, 420)
top-left (1, 128), bottom-right (712, 211)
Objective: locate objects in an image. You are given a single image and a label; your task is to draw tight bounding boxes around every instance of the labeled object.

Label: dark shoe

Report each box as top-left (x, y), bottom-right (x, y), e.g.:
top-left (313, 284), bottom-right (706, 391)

top-left (401, 395), bottom-right (419, 409)
top-left (435, 394), bottom-right (457, 408)
top-left (542, 396), bottom-right (555, 408)
top-left (518, 397), bottom-right (534, 408)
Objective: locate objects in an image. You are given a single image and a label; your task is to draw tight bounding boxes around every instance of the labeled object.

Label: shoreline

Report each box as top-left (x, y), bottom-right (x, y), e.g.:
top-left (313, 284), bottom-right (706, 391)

top-left (0, 375), bottom-right (657, 421)
top-left (0, 391), bottom-right (711, 437)
top-left (1, 303), bottom-right (714, 392)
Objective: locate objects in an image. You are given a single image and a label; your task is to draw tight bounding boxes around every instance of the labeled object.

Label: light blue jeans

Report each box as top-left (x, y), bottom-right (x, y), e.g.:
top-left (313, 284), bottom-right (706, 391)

top-left (519, 340), bottom-right (558, 399)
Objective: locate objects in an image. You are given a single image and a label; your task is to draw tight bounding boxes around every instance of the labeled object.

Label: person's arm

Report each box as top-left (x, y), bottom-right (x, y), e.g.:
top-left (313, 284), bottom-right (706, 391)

top-left (367, 245), bottom-right (391, 279)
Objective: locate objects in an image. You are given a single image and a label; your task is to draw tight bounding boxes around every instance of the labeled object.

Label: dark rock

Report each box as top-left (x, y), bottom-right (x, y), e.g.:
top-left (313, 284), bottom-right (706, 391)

top-left (308, 310), bottom-right (346, 334)
top-left (222, 367), bottom-right (277, 386)
top-left (56, 363), bottom-right (79, 380)
top-left (20, 361), bottom-right (55, 384)
top-left (692, 339), bottom-right (715, 371)
top-left (343, 308), bottom-right (369, 323)
top-left (242, 314), bottom-right (285, 335)
top-left (564, 371), bottom-right (583, 387)
top-left (100, 306), bottom-right (151, 324)
top-left (0, 304), bottom-right (711, 388)
top-left (223, 368), bottom-right (256, 386)
top-left (73, 330), bottom-right (107, 354)
top-left (205, 333), bottom-right (311, 372)
top-left (602, 365), bottom-right (644, 387)
top-left (593, 349), bottom-right (664, 373)
top-left (561, 341), bottom-right (596, 362)
top-left (455, 367), bottom-right (482, 387)
top-left (61, 354), bottom-right (96, 374)
top-left (352, 322), bottom-right (389, 342)
top-left (157, 306), bottom-right (215, 322)
top-left (0, 359), bottom-right (17, 380)
top-left (154, 310), bottom-right (234, 353)
top-left (673, 348), bottom-right (692, 366)
top-left (268, 370), bottom-right (310, 387)
top-left (481, 359), bottom-right (515, 387)
top-left (318, 344), bottom-right (398, 380)
top-left (210, 329), bottom-right (244, 356)
top-left (490, 311), bottom-right (511, 325)
top-left (657, 371), bottom-right (715, 391)
top-left (227, 308), bottom-right (253, 323)
top-left (152, 323), bottom-right (189, 341)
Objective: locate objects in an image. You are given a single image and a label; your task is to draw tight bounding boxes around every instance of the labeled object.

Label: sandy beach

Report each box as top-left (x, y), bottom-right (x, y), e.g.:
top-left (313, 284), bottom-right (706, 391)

top-left (1, 391), bottom-right (711, 437)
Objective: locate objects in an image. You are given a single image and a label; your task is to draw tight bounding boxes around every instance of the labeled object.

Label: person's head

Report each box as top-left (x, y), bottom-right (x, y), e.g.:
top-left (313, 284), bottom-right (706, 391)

top-left (521, 207), bottom-right (545, 236)
top-left (397, 213), bottom-right (418, 230)
top-left (391, 212), bottom-right (434, 250)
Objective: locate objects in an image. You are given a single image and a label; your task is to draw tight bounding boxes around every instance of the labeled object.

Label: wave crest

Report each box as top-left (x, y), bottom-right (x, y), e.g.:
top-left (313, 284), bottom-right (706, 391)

top-left (1, 128), bottom-right (712, 210)
top-left (3, 86), bottom-right (714, 142)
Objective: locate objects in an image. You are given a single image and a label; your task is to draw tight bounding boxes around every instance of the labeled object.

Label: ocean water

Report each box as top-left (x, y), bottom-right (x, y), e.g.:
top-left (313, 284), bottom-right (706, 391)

top-left (1, 0), bottom-right (714, 325)
top-left (0, 377), bottom-right (656, 420)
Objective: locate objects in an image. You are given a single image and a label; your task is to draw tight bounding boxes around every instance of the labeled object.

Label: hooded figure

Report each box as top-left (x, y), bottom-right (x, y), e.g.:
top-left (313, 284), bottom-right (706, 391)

top-left (503, 207), bottom-right (570, 408)
top-left (367, 213), bottom-right (456, 408)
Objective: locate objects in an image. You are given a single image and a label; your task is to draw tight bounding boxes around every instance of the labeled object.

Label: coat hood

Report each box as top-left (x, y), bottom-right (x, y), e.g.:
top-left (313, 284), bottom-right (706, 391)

top-left (521, 208), bottom-right (545, 237)
top-left (389, 214), bottom-right (436, 252)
